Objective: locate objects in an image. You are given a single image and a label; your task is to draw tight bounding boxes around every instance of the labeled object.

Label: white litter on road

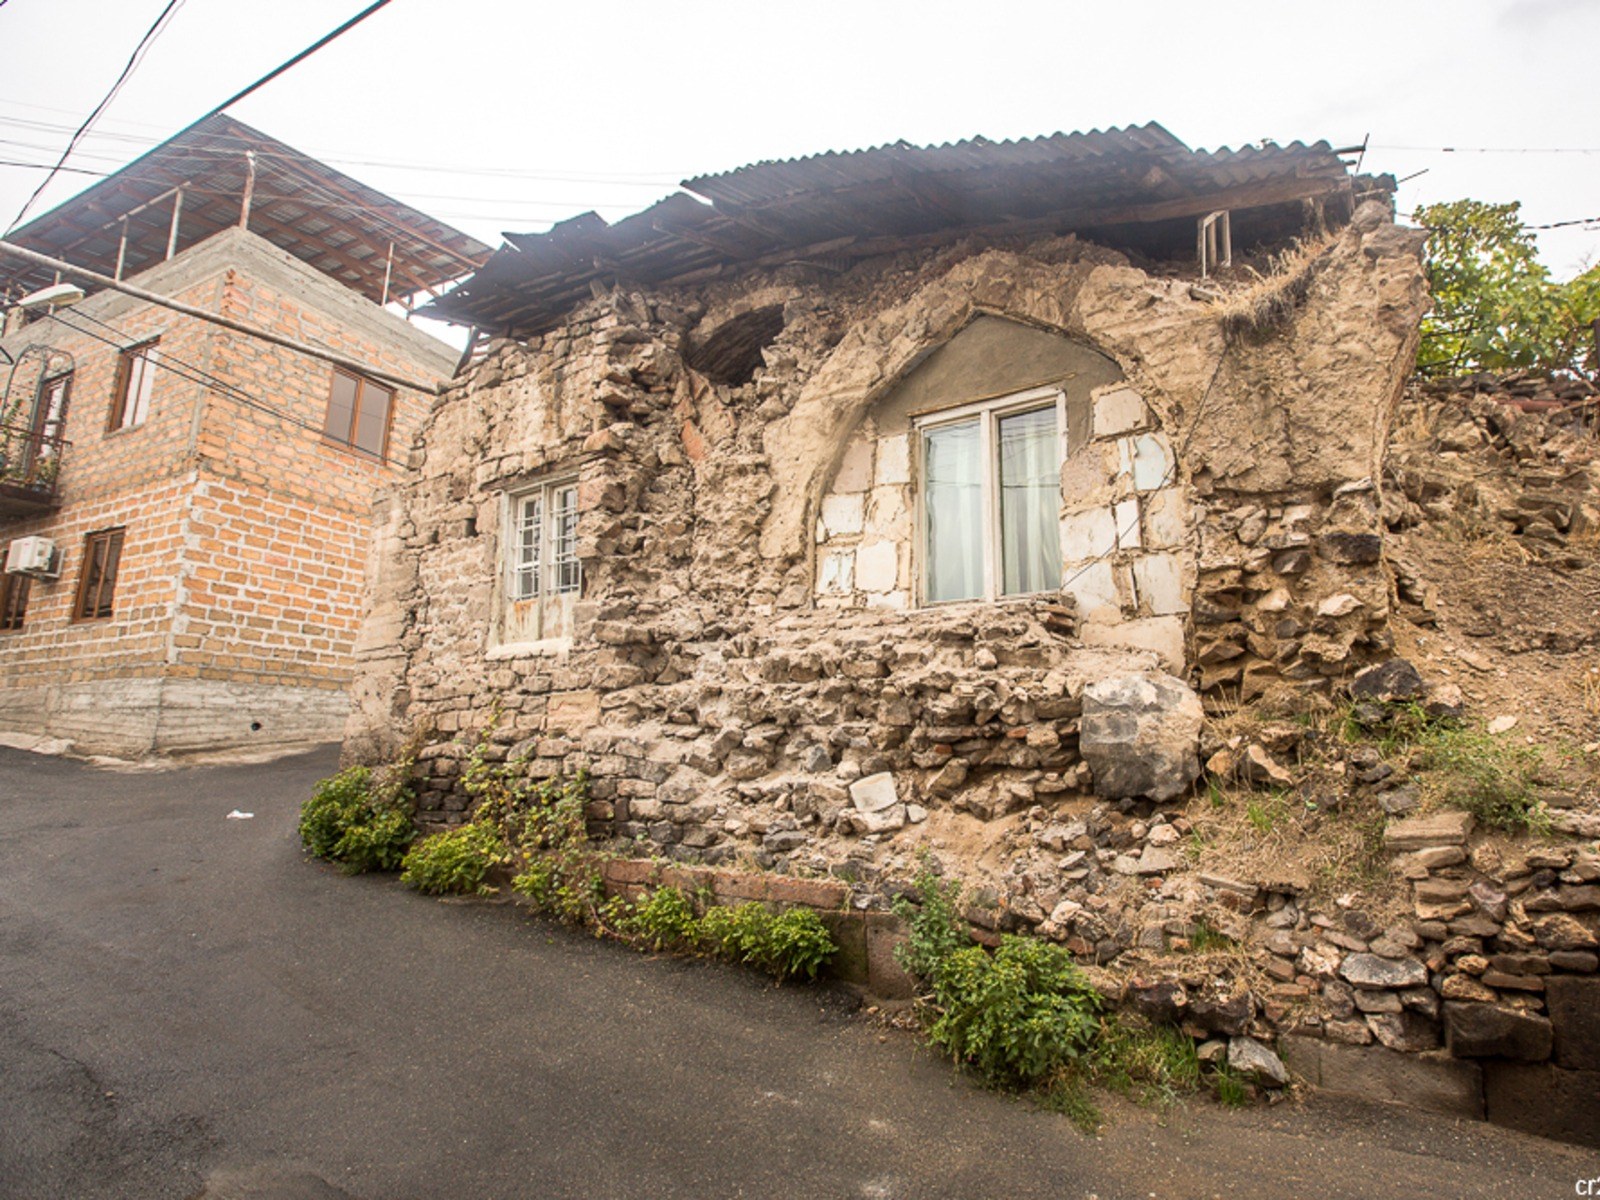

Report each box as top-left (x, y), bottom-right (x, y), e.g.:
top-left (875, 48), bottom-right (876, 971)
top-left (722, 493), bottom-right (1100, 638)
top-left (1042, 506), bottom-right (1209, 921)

top-left (226, 810), bottom-right (254, 820)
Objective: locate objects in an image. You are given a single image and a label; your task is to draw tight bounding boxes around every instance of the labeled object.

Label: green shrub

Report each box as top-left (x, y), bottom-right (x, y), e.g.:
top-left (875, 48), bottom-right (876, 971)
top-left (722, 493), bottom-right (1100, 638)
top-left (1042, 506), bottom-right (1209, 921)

top-left (400, 822), bottom-right (511, 895)
top-left (1084, 1017), bottom-right (1201, 1109)
top-left (617, 885), bottom-right (701, 951)
top-left (927, 935), bottom-right (1102, 1087)
top-left (891, 861), bottom-right (972, 984)
top-left (298, 765), bottom-right (416, 874)
top-left (697, 901), bottom-right (837, 981)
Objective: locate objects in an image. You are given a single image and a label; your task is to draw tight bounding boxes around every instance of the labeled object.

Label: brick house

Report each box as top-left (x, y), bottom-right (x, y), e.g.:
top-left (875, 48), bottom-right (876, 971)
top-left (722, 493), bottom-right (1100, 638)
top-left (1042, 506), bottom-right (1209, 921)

top-left (0, 115), bottom-right (487, 755)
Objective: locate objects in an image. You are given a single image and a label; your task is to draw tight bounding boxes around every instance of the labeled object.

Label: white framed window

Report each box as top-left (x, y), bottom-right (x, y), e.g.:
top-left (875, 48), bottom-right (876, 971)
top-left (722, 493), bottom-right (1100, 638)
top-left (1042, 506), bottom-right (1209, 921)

top-left (915, 385), bottom-right (1065, 605)
top-left (499, 477), bottom-right (580, 646)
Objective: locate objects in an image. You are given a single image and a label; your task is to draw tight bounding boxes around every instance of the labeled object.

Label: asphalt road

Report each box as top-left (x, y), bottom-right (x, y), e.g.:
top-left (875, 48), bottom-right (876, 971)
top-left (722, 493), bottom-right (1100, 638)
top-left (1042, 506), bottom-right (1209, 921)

top-left (0, 744), bottom-right (1592, 1200)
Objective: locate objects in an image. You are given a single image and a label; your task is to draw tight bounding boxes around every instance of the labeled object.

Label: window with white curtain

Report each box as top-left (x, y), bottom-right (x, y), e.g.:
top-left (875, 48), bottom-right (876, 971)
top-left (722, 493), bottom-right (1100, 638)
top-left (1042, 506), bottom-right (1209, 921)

top-left (916, 386), bottom-right (1064, 604)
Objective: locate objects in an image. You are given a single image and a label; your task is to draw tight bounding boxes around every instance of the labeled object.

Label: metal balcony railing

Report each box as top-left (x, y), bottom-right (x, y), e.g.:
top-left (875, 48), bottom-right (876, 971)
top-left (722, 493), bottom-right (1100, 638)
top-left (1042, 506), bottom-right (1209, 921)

top-left (0, 420), bottom-right (67, 507)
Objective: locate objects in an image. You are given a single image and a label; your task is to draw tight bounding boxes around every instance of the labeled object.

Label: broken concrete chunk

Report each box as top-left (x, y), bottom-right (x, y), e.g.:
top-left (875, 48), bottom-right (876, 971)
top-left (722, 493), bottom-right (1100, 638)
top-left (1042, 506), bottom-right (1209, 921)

top-left (1349, 658), bottom-right (1426, 703)
top-left (1079, 671), bottom-right (1202, 802)
top-left (849, 772), bottom-right (898, 813)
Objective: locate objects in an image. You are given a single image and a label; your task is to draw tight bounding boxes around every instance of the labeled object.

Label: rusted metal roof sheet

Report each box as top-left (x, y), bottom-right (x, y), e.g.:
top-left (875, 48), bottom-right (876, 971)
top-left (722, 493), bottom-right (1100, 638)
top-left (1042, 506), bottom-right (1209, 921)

top-left (1, 114), bottom-right (491, 306)
top-left (424, 123), bottom-right (1353, 335)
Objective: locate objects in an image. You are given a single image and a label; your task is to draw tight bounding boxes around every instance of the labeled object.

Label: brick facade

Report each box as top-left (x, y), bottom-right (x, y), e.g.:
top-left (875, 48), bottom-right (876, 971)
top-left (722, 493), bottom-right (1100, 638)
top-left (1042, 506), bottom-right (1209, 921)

top-left (0, 227), bottom-right (457, 755)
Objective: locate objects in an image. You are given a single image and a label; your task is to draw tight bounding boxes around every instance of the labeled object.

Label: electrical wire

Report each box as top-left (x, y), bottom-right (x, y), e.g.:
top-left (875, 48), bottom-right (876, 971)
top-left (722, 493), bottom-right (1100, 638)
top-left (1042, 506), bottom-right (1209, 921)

top-left (41, 305), bottom-right (400, 467)
top-left (5, 0), bottom-right (185, 234)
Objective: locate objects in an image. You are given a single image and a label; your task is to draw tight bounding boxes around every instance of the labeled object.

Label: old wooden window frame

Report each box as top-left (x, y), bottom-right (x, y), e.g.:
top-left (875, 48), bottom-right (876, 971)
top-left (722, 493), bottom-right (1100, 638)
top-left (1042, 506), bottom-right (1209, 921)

top-left (912, 384), bottom-right (1067, 606)
top-left (497, 476), bottom-right (580, 649)
top-left (73, 527), bottom-right (125, 622)
top-left (321, 368), bottom-right (394, 461)
top-left (0, 567), bottom-right (29, 632)
top-left (109, 339), bottom-right (158, 431)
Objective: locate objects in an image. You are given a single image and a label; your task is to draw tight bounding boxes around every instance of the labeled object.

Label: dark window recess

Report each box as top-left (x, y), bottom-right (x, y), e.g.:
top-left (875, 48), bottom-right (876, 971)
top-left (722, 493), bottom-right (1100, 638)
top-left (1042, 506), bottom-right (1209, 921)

top-left (684, 305), bottom-right (785, 386)
top-left (74, 528), bottom-right (125, 621)
top-left (0, 572), bottom-right (29, 631)
top-left (322, 370), bottom-right (393, 459)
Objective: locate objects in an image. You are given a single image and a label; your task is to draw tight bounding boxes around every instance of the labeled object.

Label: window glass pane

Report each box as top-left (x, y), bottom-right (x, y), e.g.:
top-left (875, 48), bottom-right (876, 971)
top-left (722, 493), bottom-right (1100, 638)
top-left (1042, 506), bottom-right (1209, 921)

top-left (324, 372), bottom-right (359, 441)
top-left (551, 485), bottom-right (580, 594)
top-left (353, 381), bottom-right (392, 457)
top-left (514, 495), bottom-right (541, 600)
top-left (923, 420), bottom-right (983, 603)
top-left (126, 350), bottom-right (156, 426)
top-left (998, 407), bottom-right (1061, 595)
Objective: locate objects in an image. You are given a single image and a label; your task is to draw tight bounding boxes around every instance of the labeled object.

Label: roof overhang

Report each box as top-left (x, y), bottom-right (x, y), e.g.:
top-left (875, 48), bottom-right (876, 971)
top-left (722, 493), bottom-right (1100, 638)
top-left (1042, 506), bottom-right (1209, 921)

top-left (424, 123), bottom-right (1361, 335)
top-left (1, 114), bottom-right (491, 306)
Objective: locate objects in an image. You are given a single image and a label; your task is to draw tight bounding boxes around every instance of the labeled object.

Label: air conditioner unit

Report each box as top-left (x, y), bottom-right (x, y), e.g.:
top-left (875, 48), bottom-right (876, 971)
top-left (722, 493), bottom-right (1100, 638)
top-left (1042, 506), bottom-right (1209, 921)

top-left (5, 536), bottom-right (59, 578)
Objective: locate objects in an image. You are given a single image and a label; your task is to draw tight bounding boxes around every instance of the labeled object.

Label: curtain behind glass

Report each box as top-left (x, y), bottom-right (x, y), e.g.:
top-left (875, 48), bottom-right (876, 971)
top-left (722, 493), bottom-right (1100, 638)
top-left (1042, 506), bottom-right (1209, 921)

top-left (923, 420), bottom-right (982, 602)
top-left (998, 407), bottom-right (1060, 595)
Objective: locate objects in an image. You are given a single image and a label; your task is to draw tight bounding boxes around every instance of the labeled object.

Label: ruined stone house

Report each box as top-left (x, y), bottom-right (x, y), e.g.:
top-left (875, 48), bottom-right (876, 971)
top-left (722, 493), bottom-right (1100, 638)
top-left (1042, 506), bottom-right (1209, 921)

top-left (347, 123), bottom-right (1428, 870)
top-left (0, 116), bottom-right (487, 755)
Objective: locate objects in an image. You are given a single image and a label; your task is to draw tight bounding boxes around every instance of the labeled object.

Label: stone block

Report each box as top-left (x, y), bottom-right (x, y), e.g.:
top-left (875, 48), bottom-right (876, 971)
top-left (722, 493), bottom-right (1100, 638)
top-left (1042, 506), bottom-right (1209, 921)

top-left (1546, 976), bottom-right (1600, 1070)
top-left (874, 433), bottom-right (910, 486)
top-left (1091, 385), bottom-right (1149, 439)
top-left (1062, 558), bottom-right (1121, 620)
top-left (855, 540), bottom-right (898, 593)
top-left (1444, 1002), bottom-right (1553, 1061)
top-left (817, 550), bottom-right (854, 595)
top-left (1142, 487), bottom-right (1186, 549)
top-left (1383, 811), bottom-right (1475, 851)
top-left (865, 911), bottom-right (916, 999)
top-left (1130, 432), bottom-right (1174, 492)
top-left (1278, 1035), bottom-right (1484, 1118)
top-left (1061, 505), bottom-right (1117, 563)
top-left (545, 689), bottom-right (600, 735)
top-left (1114, 498), bottom-right (1141, 551)
top-left (820, 492), bottom-right (864, 538)
top-left (819, 911), bottom-right (869, 987)
top-left (1080, 615), bottom-right (1185, 672)
top-left (1484, 1062), bottom-right (1600, 1148)
top-left (864, 485), bottom-right (909, 541)
top-left (1079, 670), bottom-right (1202, 802)
top-left (833, 436), bottom-right (873, 493)
top-left (1132, 552), bottom-right (1185, 616)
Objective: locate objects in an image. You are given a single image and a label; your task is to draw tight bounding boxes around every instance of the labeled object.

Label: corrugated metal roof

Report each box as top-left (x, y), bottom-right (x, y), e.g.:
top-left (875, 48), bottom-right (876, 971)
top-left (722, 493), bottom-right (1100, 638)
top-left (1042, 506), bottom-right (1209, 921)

top-left (1, 115), bottom-right (491, 306)
top-left (424, 124), bottom-right (1353, 335)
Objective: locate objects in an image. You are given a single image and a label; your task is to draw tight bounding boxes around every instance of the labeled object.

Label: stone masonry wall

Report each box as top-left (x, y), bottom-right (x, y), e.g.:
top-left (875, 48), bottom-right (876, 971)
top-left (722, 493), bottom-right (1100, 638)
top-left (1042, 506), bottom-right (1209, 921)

top-left (348, 201), bottom-right (1428, 893)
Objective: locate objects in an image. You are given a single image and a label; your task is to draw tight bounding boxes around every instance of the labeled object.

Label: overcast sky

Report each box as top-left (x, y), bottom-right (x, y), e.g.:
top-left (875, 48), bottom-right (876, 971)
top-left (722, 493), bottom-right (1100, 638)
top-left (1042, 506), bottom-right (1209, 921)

top-left (3, 0), bottom-right (1597, 324)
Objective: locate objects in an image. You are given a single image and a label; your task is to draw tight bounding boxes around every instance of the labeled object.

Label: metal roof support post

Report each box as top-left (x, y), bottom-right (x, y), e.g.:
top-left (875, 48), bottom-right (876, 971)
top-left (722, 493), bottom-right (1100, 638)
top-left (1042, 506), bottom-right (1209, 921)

top-left (115, 217), bottom-right (129, 281)
top-left (166, 186), bottom-right (185, 260)
top-left (381, 241), bottom-right (394, 307)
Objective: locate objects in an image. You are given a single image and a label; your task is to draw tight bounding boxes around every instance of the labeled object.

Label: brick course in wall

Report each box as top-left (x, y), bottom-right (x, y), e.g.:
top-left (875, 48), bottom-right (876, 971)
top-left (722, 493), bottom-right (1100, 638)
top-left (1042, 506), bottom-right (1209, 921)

top-left (0, 228), bottom-right (455, 755)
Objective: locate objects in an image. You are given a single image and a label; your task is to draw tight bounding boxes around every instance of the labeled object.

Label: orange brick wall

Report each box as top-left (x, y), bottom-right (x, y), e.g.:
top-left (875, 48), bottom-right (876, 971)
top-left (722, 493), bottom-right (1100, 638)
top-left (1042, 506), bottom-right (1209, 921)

top-left (0, 229), bottom-right (453, 754)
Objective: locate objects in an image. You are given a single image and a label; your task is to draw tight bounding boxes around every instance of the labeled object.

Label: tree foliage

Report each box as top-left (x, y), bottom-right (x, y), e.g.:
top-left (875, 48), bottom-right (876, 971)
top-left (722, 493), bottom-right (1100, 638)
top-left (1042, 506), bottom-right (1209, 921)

top-left (1417, 198), bottom-right (1600, 376)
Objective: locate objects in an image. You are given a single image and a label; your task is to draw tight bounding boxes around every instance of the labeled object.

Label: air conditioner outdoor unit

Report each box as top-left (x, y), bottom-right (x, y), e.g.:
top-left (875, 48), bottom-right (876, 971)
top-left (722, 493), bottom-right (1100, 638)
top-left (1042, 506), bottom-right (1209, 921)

top-left (5, 536), bottom-right (59, 578)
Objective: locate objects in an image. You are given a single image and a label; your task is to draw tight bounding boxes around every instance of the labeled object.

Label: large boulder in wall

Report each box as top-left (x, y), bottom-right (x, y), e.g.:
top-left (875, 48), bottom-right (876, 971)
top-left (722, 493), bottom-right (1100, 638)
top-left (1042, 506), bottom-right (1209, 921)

top-left (1080, 672), bottom-right (1203, 801)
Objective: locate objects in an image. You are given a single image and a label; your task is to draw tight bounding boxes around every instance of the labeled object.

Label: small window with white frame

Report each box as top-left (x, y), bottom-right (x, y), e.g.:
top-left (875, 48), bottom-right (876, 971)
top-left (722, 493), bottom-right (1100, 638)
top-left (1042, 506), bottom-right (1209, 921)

top-left (500, 477), bottom-right (581, 646)
top-left (915, 385), bottom-right (1065, 605)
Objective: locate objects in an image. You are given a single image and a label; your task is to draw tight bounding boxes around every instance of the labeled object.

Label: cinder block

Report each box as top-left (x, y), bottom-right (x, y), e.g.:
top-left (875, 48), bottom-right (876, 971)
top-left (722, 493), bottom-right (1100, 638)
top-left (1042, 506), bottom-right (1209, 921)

top-left (1547, 976), bottom-right (1600, 1070)
top-left (1280, 1034), bottom-right (1484, 1119)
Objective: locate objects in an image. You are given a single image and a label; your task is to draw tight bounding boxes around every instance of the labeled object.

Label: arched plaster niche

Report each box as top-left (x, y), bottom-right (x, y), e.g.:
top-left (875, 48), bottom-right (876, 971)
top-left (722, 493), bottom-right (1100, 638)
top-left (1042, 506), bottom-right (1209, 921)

top-left (806, 314), bottom-right (1192, 667)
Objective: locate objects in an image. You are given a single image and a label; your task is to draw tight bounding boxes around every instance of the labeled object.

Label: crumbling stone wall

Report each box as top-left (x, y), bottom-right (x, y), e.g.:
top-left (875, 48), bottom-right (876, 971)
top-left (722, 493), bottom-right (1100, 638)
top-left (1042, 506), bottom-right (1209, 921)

top-left (347, 201), bottom-right (1427, 891)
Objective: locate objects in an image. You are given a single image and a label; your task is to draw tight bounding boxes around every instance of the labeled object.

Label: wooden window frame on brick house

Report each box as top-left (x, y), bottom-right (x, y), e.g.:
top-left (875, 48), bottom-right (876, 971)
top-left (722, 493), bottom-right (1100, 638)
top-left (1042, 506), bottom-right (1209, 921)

top-left (108, 338), bottom-right (159, 431)
top-left (73, 527), bottom-right (125, 622)
top-left (321, 368), bottom-right (394, 461)
top-left (912, 385), bottom-right (1067, 607)
top-left (0, 566), bottom-right (29, 632)
top-left (489, 476), bottom-right (581, 657)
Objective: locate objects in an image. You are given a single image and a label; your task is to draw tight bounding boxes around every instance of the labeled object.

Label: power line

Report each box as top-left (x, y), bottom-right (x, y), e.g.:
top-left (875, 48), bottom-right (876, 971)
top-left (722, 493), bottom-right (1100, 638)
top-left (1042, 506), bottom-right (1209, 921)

top-left (44, 306), bottom-right (400, 467)
top-left (180, 0), bottom-right (395, 134)
top-left (6, 0), bottom-right (184, 234)
top-left (1372, 145), bottom-right (1600, 154)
